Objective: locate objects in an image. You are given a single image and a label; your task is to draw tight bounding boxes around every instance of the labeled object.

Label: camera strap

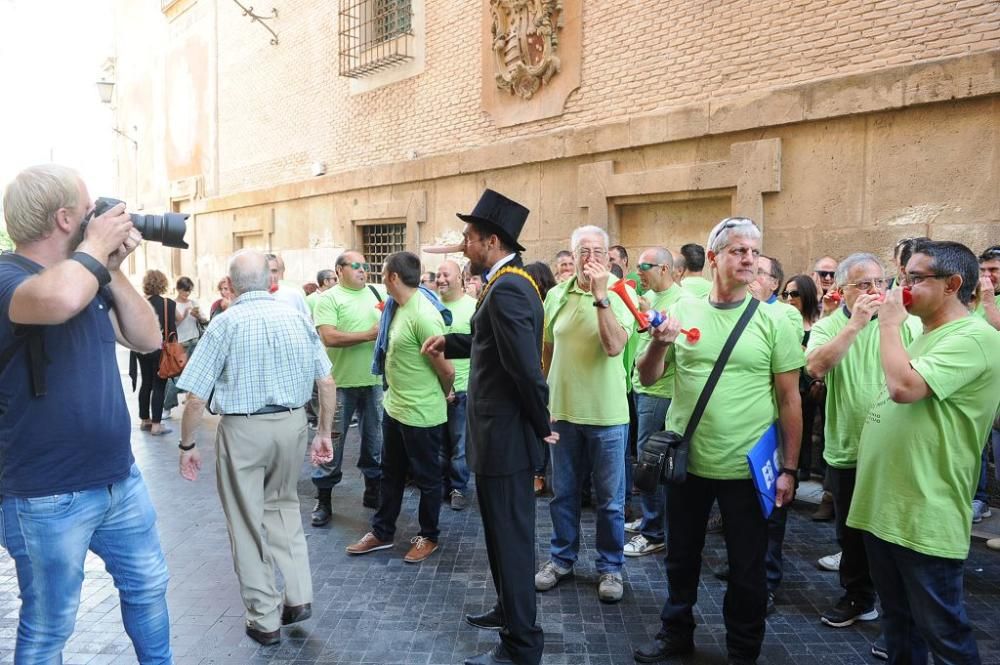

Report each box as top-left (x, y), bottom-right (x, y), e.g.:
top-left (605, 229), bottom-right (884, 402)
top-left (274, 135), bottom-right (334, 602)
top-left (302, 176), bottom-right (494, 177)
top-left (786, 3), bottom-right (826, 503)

top-left (681, 297), bottom-right (760, 442)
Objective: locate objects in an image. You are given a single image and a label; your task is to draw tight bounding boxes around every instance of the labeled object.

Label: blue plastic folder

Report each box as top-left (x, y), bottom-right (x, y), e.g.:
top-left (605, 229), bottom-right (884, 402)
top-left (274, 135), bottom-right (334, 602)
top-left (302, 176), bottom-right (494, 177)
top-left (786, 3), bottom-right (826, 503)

top-left (746, 422), bottom-right (781, 519)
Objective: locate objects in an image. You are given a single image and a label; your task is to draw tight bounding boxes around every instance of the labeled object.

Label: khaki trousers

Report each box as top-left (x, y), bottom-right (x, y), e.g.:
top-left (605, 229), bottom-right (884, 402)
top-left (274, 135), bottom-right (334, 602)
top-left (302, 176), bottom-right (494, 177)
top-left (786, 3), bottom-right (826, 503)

top-left (215, 410), bottom-right (312, 631)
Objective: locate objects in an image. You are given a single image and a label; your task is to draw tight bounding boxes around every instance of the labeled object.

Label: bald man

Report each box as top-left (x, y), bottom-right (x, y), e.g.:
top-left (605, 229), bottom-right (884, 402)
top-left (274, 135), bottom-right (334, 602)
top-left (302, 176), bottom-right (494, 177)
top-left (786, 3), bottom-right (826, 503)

top-left (436, 260), bottom-right (477, 509)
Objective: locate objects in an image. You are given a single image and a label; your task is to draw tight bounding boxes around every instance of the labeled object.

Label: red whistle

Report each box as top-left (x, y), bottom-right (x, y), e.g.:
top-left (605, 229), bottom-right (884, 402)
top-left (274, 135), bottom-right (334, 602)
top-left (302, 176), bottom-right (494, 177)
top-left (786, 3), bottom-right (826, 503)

top-left (827, 291), bottom-right (842, 303)
top-left (902, 287), bottom-right (913, 308)
top-left (375, 301), bottom-right (385, 312)
top-left (609, 280), bottom-right (701, 343)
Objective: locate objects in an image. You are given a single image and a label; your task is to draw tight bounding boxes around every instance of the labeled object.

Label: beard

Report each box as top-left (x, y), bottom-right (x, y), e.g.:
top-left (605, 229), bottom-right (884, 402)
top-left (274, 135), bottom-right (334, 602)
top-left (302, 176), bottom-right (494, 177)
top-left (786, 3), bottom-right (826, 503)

top-left (67, 222), bottom-right (86, 253)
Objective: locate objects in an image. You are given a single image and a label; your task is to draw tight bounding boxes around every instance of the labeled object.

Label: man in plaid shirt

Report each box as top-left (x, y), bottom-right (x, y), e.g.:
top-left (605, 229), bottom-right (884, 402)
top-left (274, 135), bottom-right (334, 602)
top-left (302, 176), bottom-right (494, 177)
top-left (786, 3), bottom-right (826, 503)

top-left (176, 249), bottom-right (336, 647)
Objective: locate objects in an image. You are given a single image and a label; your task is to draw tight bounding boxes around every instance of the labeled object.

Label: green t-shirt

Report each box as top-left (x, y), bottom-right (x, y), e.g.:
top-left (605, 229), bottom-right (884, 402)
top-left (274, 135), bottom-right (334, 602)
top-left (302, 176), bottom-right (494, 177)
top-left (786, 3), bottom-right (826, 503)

top-left (807, 310), bottom-right (916, 468)
top-left (443, 294), bottom-right (476, 393)
top-left (382, 294), bottom-right (448, 427)
top-left (974, 294), bottom-right (1000, 323)
top-left (663, 295), bottom-right (804, 479)
top-left (633, 284), bottom-right (687, 399)
top-left (619, 282), bottom-right (641, 391)
top-left (306, 290), bottom-right (322, 317)
top-left (544, 276), bottom-right (634, 425)
top-left (847, 316), bottom-right (1000, 559)
top-left (681, 276), bottom-right (712, 300)
top-left (312, 284), bottom-right (381, 388)
top-left (768, 299), bottom-right (804, 338)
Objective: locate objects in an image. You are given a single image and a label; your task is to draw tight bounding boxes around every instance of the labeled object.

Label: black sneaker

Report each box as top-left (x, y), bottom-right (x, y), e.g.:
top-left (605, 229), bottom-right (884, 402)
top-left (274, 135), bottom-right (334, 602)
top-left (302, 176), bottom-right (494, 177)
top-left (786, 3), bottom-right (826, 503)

top-left (821, 596), bottom-right (879, 628)
top-left (633, 631), bottom-right (694, 663)
top-left (871, 638), bottom-right (888, 660)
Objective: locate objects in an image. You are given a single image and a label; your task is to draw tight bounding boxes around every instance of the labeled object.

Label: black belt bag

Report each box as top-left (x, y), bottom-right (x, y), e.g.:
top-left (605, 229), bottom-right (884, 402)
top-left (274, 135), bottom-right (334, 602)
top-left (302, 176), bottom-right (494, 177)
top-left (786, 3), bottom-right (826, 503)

top-left (634, 298), bottom-right (759, 492)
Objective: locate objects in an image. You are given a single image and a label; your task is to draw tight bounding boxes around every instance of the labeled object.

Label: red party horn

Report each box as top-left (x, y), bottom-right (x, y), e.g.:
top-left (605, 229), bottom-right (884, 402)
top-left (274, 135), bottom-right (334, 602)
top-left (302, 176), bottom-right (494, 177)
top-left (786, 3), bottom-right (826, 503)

top-left (902, 286), bottom-right (913, 308)
top-left (375, 301), bottom-right (385, 312)
top-left (626, 279), bottom-right (637, 290)
top-left (609, 280), bottom-right (700, 343)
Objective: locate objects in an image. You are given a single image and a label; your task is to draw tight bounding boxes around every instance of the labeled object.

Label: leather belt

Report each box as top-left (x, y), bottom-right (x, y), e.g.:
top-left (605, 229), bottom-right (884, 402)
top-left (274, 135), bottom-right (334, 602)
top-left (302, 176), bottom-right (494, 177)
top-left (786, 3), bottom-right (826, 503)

top-left (225, 405), bottom-right (302, 417)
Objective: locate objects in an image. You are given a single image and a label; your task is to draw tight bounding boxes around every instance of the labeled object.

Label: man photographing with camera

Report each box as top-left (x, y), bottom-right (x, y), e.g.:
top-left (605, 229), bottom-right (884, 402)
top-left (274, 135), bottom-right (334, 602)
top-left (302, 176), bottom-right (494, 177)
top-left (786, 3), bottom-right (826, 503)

top-left (0, 164), bottom-right (173, 663)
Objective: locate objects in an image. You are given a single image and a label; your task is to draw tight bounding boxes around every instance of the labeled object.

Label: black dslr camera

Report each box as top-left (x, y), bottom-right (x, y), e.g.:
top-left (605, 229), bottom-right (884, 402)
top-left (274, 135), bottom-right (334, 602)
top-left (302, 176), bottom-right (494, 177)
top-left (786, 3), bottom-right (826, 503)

top-left (87, 197), bottom-right (189, 249)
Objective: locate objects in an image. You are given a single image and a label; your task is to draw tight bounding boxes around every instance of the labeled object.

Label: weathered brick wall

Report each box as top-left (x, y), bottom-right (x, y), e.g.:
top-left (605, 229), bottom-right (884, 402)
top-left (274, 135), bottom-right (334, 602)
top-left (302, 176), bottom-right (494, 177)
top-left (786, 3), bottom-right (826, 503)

top-left (209, 0), bottom-right (1000, 194)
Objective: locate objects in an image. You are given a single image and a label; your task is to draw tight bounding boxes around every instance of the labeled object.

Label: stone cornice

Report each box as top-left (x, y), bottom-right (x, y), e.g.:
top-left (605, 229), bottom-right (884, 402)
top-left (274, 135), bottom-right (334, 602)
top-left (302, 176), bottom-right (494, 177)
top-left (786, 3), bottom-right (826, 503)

top-left (195, 50), bottom-right (999, 214)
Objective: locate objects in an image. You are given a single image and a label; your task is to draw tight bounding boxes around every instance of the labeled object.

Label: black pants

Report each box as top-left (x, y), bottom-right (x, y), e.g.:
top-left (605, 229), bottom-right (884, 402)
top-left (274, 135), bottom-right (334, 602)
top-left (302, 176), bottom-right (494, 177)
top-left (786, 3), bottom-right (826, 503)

top-left (828, 466), bottom-right (876, 604)
top-left (137, 350), bottom-right (167, 423)
top-left (661, 474), bottom-right (768, 661)
top-left (371, 413), bottom-right (444, 542)
top-left (766, 505), bottom-right (787, 595)
top-left (477, 470), bottom-right (544, 665)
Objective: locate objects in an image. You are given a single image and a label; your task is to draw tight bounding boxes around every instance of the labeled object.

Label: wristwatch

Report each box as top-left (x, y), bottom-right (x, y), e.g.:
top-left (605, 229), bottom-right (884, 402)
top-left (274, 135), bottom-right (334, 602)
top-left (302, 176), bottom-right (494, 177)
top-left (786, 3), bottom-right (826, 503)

top-left (593, 297), bottom-right (610, 309)
top-left (779, 467), bottom-right (797, 477)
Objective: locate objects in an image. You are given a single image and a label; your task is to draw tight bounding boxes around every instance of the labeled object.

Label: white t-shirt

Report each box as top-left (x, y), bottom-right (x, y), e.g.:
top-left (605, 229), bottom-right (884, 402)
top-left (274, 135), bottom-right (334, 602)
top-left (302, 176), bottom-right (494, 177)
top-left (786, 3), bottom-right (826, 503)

top-left (176, 299), bottom-right (202, 343)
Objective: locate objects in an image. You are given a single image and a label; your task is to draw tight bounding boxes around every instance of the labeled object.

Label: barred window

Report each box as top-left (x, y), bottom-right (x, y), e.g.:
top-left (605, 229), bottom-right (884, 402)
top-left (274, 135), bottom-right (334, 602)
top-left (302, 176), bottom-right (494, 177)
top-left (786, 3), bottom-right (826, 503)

top-left (339, 0), bottom-right (414, 78)
top-left (362, 223), bottom-right (406, 284)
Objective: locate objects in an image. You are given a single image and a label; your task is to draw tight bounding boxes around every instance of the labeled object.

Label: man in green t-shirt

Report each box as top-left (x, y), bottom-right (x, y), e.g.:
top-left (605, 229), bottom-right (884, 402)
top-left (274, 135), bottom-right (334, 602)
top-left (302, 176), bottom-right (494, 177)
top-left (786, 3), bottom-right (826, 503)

top-left (347, 252), bottom-right (454, 564)
top-left (310, 251), bottom-right (384, 526)
top-left (847, 241), bottom-right (1000, 664)
top-left (677, 243), bottom-right (712, 299)
top-left (305, 268), bottom-right (336, 316)
top-left (975, 246), bottom-right (1000, 330)
top-left (536, 226), bottom-right (634, 604)
top-left (634, 217), bottom-right (803, 665)
top-left (625, 247), bottom-right (684, 558)
top-left (435, 259), bottom-right (476, 511)
top-left (806, 253), bottom-right (897, 630)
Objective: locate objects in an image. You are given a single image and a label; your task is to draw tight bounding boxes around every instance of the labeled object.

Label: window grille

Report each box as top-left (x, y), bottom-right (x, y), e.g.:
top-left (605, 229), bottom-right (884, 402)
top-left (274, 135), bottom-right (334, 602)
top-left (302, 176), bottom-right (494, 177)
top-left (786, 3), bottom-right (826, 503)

top-left (362, 223), bottom-right (406, 283)
top-left (338, 0), bottom-right (414, 78)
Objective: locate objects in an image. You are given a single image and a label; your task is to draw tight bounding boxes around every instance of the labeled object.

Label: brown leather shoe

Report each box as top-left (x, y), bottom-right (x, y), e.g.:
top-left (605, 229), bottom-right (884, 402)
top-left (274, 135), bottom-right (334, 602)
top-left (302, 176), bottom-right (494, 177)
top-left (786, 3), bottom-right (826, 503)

top-left (403, 536), bottom-right (439, 563)
top-left (245, 621), bottom-right (280, 646)
top-left (346, 532), bottom-right (393, 555)
top-left (281, 602), bottom-right (312, 626)
top-left (812, 491), bottom-right (834, 521)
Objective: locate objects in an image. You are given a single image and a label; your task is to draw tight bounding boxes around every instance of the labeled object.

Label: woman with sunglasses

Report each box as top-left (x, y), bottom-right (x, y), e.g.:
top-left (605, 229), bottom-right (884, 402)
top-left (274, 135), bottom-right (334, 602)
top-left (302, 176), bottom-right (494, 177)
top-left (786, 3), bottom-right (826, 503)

top-left (781, 275), bottom-right (822, 483)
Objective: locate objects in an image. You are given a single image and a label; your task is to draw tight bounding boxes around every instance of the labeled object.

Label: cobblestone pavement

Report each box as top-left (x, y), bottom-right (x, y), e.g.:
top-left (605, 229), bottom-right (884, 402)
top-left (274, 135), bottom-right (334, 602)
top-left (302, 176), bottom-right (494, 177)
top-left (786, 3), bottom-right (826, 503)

top-left (1, 378), bottom-right (998, 663)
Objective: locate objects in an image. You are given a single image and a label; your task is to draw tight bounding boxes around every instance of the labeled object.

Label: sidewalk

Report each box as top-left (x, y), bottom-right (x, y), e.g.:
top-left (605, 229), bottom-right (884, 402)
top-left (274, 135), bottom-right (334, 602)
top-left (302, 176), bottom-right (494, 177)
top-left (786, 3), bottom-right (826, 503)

top-left (0, 351), bottom-right (997, 664)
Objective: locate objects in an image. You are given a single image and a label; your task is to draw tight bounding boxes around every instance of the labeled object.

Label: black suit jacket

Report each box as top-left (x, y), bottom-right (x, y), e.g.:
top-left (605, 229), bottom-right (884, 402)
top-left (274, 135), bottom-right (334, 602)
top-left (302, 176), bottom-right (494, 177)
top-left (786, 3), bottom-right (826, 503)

top-left (444, 256), bottom-right (550, 476)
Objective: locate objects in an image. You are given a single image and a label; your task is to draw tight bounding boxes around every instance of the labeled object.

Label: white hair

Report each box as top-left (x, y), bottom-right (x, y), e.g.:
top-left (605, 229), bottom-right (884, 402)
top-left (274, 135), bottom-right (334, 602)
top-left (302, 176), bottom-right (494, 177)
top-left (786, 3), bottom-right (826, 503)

top-left (228, 249), bottom-right (271, 295)
top-left (706, 217), bottom-right (761, 254)
top-left (835, 252), bottom-right (884, 286)
top-left (570, 225), bottom-right (609, 252)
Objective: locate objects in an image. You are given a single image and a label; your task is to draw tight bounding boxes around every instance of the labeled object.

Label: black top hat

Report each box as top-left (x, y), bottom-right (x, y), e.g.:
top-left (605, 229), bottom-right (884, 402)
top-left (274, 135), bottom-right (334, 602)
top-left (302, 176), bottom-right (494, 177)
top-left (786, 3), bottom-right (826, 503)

top-left (457, 189), bottom-right (529, 252)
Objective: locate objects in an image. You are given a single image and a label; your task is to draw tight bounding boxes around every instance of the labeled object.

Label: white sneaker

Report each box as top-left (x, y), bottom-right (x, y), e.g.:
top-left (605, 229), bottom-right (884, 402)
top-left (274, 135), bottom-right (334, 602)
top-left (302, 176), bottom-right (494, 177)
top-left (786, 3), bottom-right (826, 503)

top-left (624, 518), bottom-right (643, 534)
top-left (987, 538), bottom-right (1000, 551)
top-left (972, 499), bottom-right (992, 524)
top-left (817, 551), bottom-right (842, 572)
top-left (624, 534), bottom-right (665, 557)
top-left (534, 561), bottom-right (573, 591)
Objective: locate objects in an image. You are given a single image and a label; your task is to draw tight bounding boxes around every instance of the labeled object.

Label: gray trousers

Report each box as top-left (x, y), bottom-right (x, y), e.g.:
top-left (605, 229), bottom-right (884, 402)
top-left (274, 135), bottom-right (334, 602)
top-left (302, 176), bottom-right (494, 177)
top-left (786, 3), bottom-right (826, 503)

top-left (216, 410), bottom-right (313, 631)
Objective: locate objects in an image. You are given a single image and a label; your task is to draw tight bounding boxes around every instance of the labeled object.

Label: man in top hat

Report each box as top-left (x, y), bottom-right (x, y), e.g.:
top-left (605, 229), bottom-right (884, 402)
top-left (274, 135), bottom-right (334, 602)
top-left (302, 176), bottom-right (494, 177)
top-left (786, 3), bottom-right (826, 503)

top-left (423, 189), bottom-right (558, 665)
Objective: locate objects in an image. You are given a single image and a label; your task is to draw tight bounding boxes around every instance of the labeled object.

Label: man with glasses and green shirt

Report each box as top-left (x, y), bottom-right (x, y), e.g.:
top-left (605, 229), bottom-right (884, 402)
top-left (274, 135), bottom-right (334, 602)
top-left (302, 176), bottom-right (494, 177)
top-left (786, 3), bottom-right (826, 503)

top-left (435, 259), bottom-right (476, 510)
top-left (975, 245), bottom-right (1000, 330)
top-left (806, 253), bottom-right (920, 634)
top-left (625, 247), bottom-right (685, 557)
top-left (634, 217), bottom-right (803, 665)
top-left (536, 225), bottom-right (635, 604)
top-left (848, 240), bottom-right (1000, 664)
top-left (310, 251), bottom-right (384, 525)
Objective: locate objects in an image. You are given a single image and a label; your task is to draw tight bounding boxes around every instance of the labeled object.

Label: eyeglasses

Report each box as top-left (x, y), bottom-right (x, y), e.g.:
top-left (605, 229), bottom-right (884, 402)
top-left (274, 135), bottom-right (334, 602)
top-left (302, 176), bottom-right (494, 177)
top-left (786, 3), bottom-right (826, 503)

top-left (757, 268), bottom-right (776, 278)
top-left (576, 248), bottom-right (607, 258)
top-left (845, 279), bottom-right (885, 291)
top-left (781, 290), bottom-right (800, 299)
top-left (903, 272), bottom-right (950, 286)
top-left (815, 270), bottom-right (835, 279)
top-left (637, 262), bottom-right (661, 271)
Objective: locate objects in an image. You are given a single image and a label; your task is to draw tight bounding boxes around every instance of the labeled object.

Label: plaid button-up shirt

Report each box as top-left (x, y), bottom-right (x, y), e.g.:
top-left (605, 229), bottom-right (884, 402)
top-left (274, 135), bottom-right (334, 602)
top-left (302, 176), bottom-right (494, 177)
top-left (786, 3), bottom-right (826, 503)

top-left (177, 291), bottom-right (332, 414)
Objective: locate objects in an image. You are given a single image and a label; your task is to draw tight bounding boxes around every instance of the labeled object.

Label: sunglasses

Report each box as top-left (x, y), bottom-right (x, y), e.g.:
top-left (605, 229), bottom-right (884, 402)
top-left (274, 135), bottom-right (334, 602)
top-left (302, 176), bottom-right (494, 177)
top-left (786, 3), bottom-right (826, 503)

top-left (815, 270), bottom-right (835, 279)
top-left (781, 290), bottom-right (800, 299)
top-left (341, 261), bottom-right (367, 270)
top-left (637, 262), bottom-right (661, 271)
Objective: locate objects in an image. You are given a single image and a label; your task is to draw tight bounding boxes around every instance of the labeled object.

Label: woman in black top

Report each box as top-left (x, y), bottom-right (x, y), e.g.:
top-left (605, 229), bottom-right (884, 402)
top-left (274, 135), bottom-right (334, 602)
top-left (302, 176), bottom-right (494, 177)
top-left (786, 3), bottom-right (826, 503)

top-left (137, 269), bottom-right (177, 436)
top-left (781, 274), bottom-right (822, 479)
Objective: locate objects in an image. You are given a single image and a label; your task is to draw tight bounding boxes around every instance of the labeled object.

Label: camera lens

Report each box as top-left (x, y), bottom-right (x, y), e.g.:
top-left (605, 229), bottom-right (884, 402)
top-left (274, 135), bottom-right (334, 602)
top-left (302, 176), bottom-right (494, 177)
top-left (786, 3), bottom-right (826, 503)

top-left (130, 213), bottom-right (190, 249)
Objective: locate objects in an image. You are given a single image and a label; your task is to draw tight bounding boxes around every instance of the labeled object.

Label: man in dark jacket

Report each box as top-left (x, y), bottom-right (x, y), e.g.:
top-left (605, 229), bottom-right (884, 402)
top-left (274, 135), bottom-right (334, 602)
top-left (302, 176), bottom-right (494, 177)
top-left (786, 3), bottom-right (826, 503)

top-left (422, 189), bottom-right (558, 665)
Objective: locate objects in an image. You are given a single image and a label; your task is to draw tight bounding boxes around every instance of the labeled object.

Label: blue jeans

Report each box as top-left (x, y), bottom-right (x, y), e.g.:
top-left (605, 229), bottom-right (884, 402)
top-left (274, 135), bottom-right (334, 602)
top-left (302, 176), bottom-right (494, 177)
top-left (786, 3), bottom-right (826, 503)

top-left (0, 464), bottom-right (172, 664)
top-left (993, 428), bottom-right (1000, 483)
top-left (441, 391), bottom-right (470, 493)
top-left (634, 393), bottom-right (670, 542)
top-left (549, 421), bottom-right (628, 574)
top-left (975, 442), bottom-right (989, 503)
top-left (312, 385), bottom-right (383, 488)
top-left (864, 533), bottom-right (980, 665)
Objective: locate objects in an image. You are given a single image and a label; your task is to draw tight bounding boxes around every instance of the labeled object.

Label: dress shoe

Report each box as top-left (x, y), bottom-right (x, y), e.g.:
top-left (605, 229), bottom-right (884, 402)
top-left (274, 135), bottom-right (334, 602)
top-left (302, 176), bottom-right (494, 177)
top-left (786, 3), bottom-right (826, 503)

top-left (346, 531), bottom-right (393, 555)
top-left (466, 607), bottom-right (504, 630)
top-left (281, 602), bottom-right (312, 626)
top-left (245, 621), bottom-right (280, 646)
top-left (464, 643), bottom-right (514, 664)
top-left (633, 631), bottom-right (693, 663)
top-left (403, 536), bottom-right (439, 563)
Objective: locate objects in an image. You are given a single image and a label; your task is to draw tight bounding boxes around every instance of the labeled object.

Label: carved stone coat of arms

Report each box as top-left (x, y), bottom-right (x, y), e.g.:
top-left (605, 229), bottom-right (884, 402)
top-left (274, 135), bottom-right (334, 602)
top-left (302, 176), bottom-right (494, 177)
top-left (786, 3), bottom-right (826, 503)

top-left (490, 0), bottom-right (563, 99)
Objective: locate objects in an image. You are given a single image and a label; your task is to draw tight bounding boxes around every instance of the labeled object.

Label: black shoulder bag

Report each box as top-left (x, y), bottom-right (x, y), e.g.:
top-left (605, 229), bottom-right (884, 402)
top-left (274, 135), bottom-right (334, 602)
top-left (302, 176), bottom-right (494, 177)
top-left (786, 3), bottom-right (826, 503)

top-left (634, 298), bottom-right (760, 491)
